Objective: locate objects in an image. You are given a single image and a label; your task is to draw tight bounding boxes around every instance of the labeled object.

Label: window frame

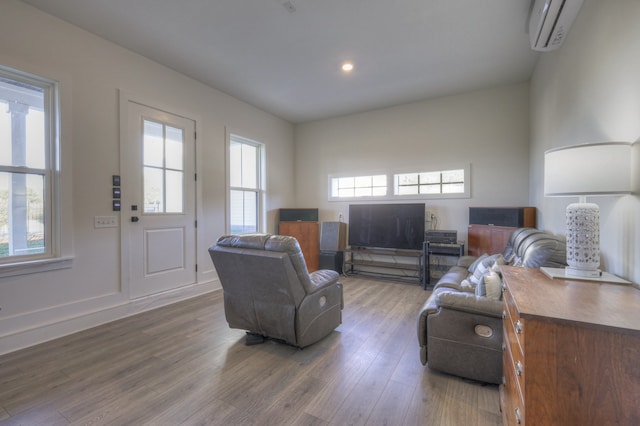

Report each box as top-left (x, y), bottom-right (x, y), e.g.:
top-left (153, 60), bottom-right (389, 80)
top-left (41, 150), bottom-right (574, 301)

top-left (0, 66), bottom-right (61, 269)
top-left (328, 164), bottom-right (470, 202)
top-left (227, 133), bottom-right (265, 234)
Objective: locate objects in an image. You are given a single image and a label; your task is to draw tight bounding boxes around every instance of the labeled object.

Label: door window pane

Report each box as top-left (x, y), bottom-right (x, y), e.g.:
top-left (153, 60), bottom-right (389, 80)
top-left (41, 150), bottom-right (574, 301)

top-left (144, 167), bottom-right (163, 213)
top-left (143, 120), bottom-right (164, 168)
top-left (143, 119), bottom-right (184, 214)
top-left (165, 126), bottom-right (183, 171)
top-left (165, 170), bottom-right (183, 213)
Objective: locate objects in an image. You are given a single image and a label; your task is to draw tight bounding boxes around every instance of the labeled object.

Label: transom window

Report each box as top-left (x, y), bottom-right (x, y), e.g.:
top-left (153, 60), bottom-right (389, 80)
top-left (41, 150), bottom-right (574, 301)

top-left (329, 166), bottom-right (469, 201)
top-left (331, 174), bottom-right (387, 198)
top-left (395, 169), bottom-right (465, 195)
top-left (0, 68), bottom-right (57, 263)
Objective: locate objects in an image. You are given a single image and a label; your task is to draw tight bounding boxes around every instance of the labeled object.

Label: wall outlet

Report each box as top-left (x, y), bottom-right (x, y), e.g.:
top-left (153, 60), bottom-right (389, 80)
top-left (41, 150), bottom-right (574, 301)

top-left (94, 216), bottom-right (118, 228)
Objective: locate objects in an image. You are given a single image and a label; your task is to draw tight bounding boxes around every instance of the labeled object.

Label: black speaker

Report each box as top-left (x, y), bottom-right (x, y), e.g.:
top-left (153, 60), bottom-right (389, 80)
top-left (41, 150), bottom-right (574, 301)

top-left (469, 207), bottom-right (532, 227)
top-left (319, 251), bottom-right (344, 273)
top-left (279, 208), bottom-right (318, 222)
top-left (320, 222), bottom-right (347, 251)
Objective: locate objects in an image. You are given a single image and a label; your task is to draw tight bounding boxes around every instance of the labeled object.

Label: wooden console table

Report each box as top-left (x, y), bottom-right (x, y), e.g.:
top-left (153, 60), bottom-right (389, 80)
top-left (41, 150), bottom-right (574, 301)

top-left (500, 266), bottom-right (640, 425)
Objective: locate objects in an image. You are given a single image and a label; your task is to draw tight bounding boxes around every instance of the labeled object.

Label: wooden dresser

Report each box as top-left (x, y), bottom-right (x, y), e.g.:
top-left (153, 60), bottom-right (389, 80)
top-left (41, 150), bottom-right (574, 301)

top-left (500, 266), bottom-right (640, 425)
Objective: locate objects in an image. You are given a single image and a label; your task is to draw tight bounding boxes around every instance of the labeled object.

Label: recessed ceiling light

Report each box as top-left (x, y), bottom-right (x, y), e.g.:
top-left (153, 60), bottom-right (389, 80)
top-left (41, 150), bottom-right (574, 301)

top-left (341, 62), bottom-right (354, 72)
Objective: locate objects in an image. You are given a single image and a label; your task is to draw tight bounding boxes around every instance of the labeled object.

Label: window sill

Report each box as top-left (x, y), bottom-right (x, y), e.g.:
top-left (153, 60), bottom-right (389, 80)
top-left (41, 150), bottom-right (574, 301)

top-left (0, 256), bottom-right (74, 279)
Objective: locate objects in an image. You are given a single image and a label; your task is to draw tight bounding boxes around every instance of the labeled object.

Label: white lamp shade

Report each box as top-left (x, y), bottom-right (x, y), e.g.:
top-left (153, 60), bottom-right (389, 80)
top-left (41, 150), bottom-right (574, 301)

top-left (544, 142), bottom-right (632, 196)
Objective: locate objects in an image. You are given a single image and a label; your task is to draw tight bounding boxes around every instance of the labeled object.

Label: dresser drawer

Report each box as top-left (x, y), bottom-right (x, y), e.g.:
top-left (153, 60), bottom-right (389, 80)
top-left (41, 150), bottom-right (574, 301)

top-left (503, 320), bottom-right (525, 401)
top-left (502, 283), bottom-right (525, 350)
top-left (502, 341), bottom-right (525, 425)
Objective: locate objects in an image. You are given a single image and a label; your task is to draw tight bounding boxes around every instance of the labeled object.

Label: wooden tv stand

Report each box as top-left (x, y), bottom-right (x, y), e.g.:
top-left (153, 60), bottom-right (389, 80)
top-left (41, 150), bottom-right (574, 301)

top-left (500, 266), bottom-right (640, 425)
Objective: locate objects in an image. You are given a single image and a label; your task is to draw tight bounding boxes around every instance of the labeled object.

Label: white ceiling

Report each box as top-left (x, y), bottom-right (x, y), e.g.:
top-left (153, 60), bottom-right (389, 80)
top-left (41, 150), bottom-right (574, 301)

top-left (21, 0), bottom-right (539, 123)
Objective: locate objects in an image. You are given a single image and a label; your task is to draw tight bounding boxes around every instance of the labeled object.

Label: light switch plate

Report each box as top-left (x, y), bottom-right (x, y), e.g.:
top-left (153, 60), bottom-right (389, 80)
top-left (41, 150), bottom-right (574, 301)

top-left (94, 216), bottom-right (118, 228)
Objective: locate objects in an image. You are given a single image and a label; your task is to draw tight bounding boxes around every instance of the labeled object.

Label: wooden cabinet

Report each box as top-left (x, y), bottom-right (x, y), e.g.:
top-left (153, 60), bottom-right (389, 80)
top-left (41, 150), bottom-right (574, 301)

top-left (500, 266), bottom-right (640, 425)
top-left (468, 207), bottom-right (536, 256)
top-left (278, 221), bottom-right (319, 272)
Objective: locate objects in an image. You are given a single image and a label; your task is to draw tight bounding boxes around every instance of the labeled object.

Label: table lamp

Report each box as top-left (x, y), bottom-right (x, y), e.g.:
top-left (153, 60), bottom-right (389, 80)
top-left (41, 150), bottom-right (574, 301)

top-left (544, 142), bottom-right (633, 278)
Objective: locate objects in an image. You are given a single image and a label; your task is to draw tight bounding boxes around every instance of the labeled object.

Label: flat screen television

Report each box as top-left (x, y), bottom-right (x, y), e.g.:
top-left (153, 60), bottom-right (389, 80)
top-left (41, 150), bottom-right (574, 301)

top-left (348, 203), bottom-right (425, 250)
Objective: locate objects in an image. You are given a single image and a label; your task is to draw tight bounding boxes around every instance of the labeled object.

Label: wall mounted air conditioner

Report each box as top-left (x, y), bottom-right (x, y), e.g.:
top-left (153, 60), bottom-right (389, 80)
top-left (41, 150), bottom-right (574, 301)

top-left (529, 0), bottom-right (584, 51)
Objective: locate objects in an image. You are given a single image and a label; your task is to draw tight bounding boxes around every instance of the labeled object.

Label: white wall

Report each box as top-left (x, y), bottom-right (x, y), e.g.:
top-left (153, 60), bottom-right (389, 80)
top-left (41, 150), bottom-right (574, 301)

top-left (294, 83), bottom-right (531, 246)
top-left (529, 0), bottom-right (640, 283)
top-left (0, 0), bottom-right (295, 354)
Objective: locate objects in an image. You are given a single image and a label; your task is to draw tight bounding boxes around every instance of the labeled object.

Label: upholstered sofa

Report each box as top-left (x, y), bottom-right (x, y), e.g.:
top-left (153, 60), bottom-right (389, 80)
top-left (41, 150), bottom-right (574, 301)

top-left (417, 228), bottom-right (566, 384)
top-left (209, 233), bottom-right (343, 348)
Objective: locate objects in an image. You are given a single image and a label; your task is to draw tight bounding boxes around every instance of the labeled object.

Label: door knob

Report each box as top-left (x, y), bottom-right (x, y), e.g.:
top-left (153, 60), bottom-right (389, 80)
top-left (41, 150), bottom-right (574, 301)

top-left (131, 216), bottom-right (139, 222)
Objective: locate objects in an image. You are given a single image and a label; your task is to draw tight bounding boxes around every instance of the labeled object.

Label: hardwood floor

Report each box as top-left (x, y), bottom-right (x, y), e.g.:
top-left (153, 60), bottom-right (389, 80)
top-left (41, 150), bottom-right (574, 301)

top-left (0, 276), bottom-right (502, 425)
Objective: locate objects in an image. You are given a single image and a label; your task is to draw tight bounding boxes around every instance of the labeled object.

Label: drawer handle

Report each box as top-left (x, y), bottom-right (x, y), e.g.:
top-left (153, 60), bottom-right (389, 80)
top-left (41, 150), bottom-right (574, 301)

top-left (515, 360), bottom-right (523, 376)
top-left (515, 407), bottom-right (522, 424)
top-left (515, 320), bottom-right (523, 334)
top-left (502, 310), bottom-right (507, 319)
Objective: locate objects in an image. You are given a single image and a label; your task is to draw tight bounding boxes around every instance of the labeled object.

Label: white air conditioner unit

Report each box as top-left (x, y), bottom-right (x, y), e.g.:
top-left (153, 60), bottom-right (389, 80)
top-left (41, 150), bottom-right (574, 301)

top-left (529, 0), bottom-right (584, 51)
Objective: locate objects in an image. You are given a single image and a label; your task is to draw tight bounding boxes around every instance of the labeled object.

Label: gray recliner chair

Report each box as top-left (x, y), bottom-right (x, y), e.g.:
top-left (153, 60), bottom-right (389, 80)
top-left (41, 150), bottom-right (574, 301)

top-left (209, 233), bottom-right (343, 348)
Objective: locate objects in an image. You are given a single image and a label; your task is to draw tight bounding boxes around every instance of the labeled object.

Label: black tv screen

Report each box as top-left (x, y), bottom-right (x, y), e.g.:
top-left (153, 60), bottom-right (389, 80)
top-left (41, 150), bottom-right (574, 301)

top-left (348, 203), bottom-right (425, 250)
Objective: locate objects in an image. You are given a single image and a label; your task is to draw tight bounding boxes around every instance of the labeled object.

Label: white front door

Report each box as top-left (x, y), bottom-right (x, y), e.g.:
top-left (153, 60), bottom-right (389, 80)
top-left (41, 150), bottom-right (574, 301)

top-left (122, 101), bottom-right (196, 299)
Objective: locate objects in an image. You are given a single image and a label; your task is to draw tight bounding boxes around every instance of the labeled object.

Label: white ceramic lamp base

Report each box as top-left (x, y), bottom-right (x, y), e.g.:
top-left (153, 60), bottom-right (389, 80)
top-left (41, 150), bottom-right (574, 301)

top-left (565, 201), bottom-right (601, 278)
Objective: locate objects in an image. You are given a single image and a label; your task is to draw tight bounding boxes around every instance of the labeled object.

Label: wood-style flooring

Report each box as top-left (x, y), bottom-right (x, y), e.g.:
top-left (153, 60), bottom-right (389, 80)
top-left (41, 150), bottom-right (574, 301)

top-left (0, 276), bottom-right (502, 425)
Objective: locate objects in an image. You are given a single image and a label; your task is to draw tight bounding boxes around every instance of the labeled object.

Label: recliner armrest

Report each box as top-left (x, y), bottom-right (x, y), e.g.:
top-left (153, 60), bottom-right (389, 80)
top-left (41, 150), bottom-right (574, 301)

top-left (307, 269), bottom-right (340, 294)
top-left (434, 291), bottom-right (503, 318)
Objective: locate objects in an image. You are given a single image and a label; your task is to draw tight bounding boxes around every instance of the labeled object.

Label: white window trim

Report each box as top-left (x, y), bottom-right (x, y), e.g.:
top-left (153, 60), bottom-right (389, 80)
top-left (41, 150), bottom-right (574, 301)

top-left (328, 164), bottom-right (471, 202)
top-left (0, 66), bottom-right (67, 275)
top-left (226, 132), bottom-right (266, 234)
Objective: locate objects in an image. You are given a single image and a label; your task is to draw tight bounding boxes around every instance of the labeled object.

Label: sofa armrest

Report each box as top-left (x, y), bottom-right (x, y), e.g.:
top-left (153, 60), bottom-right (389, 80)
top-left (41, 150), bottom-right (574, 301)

top-left (434, 291), bottom-right (503, 318)
top-left (307, 269), bottom-right (340, 294)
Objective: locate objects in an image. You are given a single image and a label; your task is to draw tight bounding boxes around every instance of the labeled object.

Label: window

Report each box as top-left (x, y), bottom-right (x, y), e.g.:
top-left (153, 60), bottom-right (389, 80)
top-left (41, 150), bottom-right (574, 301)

top-left (0, 68), bottom-right (58, 264)
top-left (228, 134), bottom-right (264, 234)
top-left (328, 165), bottom-right (469, 201)
top-left (394, 169), bottom-right (465, 196)
top-left (330, 174), bottom-right (387, 199)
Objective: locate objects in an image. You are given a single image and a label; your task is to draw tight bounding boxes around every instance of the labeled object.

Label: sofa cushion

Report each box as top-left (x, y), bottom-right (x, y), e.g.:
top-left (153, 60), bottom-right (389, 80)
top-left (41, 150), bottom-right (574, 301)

top-left (469, 261), bottom-right (490, 286)
top-left (467, 254), bottom-right (488, 273)
top-left (482, 253), bottom-right (506, 268)
top-left (476, 270), bottom-right (502, 300)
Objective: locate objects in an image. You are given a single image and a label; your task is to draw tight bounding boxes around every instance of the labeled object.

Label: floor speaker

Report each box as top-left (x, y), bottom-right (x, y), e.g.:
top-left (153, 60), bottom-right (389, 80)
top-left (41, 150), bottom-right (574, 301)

top-left (319, 251), bottom-right (344, 274)
top-left (320, 222), bottom-right (347, 252)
